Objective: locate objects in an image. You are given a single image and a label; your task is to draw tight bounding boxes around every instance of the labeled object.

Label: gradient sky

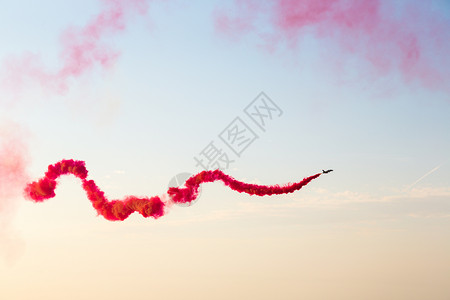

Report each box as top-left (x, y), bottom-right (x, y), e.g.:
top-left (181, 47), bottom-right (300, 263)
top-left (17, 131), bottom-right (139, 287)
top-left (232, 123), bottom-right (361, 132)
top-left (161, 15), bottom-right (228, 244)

top-left (1, 1), bottom-right (449, 299)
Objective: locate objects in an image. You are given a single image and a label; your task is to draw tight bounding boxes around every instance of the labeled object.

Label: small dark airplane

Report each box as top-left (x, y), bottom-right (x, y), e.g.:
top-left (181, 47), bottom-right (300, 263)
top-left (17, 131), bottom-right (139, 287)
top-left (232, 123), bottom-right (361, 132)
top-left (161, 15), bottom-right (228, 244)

top-left (322, 169), bottom-right (333, 174)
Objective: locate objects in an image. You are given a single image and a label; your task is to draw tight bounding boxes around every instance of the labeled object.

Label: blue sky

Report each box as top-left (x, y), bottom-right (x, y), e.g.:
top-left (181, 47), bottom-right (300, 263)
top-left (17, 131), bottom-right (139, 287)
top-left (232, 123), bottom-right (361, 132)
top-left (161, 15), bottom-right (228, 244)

top-left (1, 1), bottom-right (449, 299)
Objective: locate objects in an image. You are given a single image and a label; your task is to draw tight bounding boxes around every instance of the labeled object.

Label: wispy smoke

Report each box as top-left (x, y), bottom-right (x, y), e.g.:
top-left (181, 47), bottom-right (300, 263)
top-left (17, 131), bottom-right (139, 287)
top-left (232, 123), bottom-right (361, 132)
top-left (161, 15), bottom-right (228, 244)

top-left (1, 0), bottom-right (149, 96)
top-left (215, 0), bottom-right (450, 91)
top-left (25, 159), bottom-right (322, 221)
top-left (0, 121), bottom-right (29, 212)
top-left (0, 121), bottom-right (29, 263)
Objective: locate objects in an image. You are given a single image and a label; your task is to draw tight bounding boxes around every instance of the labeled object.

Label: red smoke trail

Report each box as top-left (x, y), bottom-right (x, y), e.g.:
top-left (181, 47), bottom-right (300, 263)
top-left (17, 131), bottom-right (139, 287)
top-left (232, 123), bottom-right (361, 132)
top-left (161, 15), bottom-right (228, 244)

top-left (1, 0), bottom-right (149, 95)
top-left (215, 0), bottom-right (450, 90)
top-left (25, 159), bottom-right (322, 221)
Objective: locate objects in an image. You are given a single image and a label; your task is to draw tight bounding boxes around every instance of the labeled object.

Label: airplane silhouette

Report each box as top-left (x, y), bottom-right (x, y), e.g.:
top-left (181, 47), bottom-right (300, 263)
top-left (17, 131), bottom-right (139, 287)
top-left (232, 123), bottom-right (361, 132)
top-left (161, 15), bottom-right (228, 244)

top-left (322, 169), bottom-right (333, 174)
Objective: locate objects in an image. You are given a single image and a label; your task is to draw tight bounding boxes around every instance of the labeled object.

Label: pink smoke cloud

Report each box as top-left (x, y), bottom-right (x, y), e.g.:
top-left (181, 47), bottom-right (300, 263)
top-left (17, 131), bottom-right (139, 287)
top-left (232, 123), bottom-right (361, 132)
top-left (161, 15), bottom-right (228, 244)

top-left (0, 122), bottom-right (29, 208)
top-left (0, 121), bottom-right (29, 263)
top-left (215, 0), bottom-right (450, 91)
top-left (1, 0), bottom-right (149, 96)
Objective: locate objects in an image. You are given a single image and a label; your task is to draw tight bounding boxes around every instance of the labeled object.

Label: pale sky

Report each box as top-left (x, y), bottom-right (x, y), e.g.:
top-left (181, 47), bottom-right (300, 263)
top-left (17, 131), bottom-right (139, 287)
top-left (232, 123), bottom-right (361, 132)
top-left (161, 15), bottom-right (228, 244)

top-left (1, 1), bottom-right (449, 299)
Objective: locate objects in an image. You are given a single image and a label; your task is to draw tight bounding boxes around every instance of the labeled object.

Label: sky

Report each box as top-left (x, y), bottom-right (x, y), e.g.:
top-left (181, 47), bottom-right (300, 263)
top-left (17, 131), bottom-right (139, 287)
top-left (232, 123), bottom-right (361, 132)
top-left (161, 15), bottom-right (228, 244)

top-left (0, 0), bottom-right (449, 299)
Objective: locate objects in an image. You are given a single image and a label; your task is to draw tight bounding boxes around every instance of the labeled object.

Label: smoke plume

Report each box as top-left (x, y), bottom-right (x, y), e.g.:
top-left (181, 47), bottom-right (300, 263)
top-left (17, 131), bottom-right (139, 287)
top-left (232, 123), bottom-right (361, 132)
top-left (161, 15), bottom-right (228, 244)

top-left (25, 159), bottom-right (322, 221)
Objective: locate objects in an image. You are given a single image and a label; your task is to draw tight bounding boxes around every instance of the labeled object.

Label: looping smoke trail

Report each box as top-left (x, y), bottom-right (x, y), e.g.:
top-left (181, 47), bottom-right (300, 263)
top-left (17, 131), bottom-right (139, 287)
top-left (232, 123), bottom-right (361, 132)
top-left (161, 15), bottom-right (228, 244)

top-left (24, 159), bottom-right (323, 221)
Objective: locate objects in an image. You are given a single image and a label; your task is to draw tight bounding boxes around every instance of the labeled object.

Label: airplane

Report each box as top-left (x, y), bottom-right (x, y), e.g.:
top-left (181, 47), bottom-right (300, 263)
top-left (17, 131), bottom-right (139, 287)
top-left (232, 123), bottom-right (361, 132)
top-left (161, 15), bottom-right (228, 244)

top-left (322, 169), bottom-right (333, 174)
